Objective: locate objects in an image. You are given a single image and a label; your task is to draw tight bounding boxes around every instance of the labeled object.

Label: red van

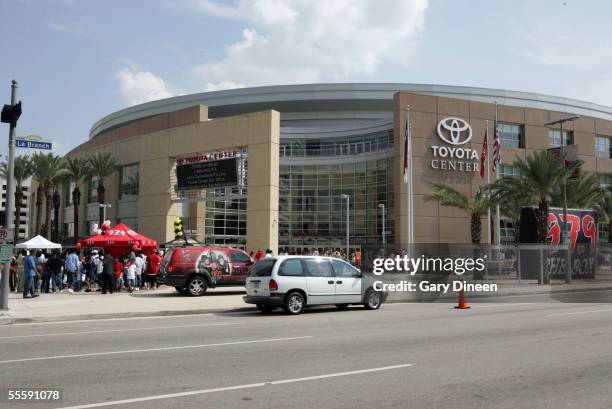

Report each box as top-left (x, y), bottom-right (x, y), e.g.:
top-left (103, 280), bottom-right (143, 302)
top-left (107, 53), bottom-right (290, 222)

top-left (159, 247), bottom-right (253, 296)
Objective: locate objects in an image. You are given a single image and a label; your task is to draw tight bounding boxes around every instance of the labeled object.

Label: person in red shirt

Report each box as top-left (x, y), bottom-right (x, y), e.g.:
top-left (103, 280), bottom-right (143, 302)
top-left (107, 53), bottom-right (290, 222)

top-left (254, 250), bottom-right (264, 261)
top-left (147, 250), bottom-right (162, 290)
top-left (113, 258), bottom-right (124, 292)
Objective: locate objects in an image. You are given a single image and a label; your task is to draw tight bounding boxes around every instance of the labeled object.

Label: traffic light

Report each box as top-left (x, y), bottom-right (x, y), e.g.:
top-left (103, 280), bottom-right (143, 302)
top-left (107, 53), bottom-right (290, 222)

top-left (1, 101), bottom-right (22, 125)
top-left (174, 217), bottom-right (184, 240)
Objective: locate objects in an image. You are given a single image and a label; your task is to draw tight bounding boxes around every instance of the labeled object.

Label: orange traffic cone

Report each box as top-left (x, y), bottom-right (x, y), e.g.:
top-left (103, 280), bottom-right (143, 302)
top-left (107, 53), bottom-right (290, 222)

top-left (454, 283), bottom-right (470, 309)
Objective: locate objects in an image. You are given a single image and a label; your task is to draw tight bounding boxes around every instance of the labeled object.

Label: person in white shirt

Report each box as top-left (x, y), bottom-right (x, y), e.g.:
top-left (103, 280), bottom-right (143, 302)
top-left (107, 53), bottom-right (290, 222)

top-left (126, 260), bottom-right (136, 293)
top-left (134, 253), bottom-right (144, 290)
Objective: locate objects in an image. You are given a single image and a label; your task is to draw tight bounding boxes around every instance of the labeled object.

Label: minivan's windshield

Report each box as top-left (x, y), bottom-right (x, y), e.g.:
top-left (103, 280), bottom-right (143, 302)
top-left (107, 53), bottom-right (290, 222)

top-left (249, 259), bottom-right (276, 276)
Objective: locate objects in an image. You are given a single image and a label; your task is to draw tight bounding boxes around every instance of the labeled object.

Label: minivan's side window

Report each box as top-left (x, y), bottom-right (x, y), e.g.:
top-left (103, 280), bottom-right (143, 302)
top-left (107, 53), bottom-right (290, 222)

top-left (230, 250), bottom-right (251, 263)
top-left (249, 259), bottom-right (276, 277)
top-left (303, 259), bottom-right (333, 277)
top-left (332, 259), bottom-right (361, 278)
top-left (278, 259), bottom-right (304, 276)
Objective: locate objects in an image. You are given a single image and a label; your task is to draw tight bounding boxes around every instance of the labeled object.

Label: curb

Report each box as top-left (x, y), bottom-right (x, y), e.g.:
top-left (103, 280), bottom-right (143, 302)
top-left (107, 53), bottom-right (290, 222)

top-left (0, 306), bottom-right (255, 326)
top-left (384, 285), bottom-right (612, 303)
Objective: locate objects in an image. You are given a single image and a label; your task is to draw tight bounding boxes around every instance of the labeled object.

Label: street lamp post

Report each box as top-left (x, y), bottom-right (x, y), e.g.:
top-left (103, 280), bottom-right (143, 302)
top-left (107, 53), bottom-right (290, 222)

top-left (342, 194), bottom-right (350, 260)
top-left (544, 115), bottom-right (580, 284)
top-left (0, 80), bottom-right (19, 310)
top-left (378, 203), bottom-right (386, 246)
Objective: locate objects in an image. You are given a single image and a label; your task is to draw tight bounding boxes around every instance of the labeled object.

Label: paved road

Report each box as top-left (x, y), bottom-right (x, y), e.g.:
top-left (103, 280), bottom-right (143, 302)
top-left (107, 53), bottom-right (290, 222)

top-left (1, 298), bottom-right (612, 409)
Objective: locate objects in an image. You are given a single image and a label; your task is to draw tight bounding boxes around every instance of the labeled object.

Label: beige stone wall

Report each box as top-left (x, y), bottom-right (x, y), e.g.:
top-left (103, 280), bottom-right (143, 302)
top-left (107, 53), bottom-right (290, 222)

top-left (50, 105), bottom-right (279, 252)
top-left (394, 92), bottom-right (612, 245)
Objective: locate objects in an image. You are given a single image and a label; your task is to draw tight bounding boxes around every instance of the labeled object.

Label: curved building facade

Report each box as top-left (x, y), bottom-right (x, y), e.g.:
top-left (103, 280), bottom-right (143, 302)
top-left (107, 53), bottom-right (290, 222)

top-left (37, 84), bottom-right (612, 252)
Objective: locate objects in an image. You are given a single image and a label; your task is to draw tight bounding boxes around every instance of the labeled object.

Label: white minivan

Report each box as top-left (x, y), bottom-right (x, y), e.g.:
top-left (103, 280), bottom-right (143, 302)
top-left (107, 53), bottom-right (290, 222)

top-left (243, 256), bottom-right (384, 314)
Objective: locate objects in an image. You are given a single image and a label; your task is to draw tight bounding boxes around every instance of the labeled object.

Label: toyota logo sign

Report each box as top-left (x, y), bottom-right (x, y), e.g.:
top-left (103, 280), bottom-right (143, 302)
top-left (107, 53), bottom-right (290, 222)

top-left (437, 117), bottom-right (472, 145)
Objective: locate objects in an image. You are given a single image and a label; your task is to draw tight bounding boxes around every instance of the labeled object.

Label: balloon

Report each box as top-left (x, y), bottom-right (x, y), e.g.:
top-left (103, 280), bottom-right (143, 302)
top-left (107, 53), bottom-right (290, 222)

top-left (97, 229), bottom-right (102, 235)
top-left (132, 244), bottom-right (139, 251)
top-left (75, 243), bottom-right (81, 249)
top-left (104, 220), bottom-right (111, 226)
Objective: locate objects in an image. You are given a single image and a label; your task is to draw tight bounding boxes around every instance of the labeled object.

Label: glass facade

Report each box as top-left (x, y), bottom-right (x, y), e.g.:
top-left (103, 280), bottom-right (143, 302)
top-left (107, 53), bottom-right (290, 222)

top-left (498, 123), bottom-right (522, 149)
top-left (119, 164), bottom-right (139, 200)
top-left (204, 151), bottom-right (248, 248)
top-left (498, 164), bottom-right (520, 178)
top-left (548, 129), bottom-right (573, 147)
top-left (595, 136), bottom-right (611, 158)
top-left (87, 176), bottom-right (99, 203)
top-left (279, 158), bottom-right (394, 250)
top-left (279, 130), bottom-right (393, 158)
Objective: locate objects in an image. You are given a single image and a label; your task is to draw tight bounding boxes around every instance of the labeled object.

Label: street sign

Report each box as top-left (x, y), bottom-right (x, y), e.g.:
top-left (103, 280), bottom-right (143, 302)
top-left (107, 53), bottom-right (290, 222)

top-left (16, 135), bottom-right (53, 150)
top-left (0, 244), bottom-right (13, 263)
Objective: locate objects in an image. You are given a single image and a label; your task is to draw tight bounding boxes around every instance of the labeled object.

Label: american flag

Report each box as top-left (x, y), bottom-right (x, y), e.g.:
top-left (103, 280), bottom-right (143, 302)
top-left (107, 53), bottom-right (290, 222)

top-left (492, 122), bottom-right (501, 172)
top-left (403, 118), bottom-right (410, 184)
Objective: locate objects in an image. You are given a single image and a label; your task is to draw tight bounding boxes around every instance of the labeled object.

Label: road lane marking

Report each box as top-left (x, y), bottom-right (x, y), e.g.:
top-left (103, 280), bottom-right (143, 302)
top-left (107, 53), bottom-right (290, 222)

top-left (0, 322), bottom-right (241, 340)
top-left (547, 308), bottom-right (612, 317)
top-left (7, 313), bottom-right (217, 326)
top-left (54, 363), bottom-right (412, 409)
top-left (472, 303), bottom-right (535, 308)
top-left (0, 336), bottom-right (313, 364)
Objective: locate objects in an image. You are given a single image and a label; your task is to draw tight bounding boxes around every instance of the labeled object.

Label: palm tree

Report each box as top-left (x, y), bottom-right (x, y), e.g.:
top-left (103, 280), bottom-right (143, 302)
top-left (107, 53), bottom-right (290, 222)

top-left (0, 155), bottom-right (33, 242)
top-left (491, 176), bottom-right (535, 244)
top-left (511, 150), bottom-right (576, 243)
top-left (31, 152), bottom-right (66, 239)
top-left (424, 182), bottom-right (497, 244)
top-left (87, 152), bottom-right (118, 226)
top-left (63, 156), bottom-right (91, 245)
top-left (553, 171), bottom-right (608, 210)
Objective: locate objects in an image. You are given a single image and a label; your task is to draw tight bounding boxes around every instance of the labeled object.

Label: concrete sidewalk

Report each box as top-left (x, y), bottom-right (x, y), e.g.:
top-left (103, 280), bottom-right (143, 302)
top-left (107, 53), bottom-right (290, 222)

top-left (0, 286), bottom-right (248, 325)
top-left (2, 278), bottom-right (612, 325)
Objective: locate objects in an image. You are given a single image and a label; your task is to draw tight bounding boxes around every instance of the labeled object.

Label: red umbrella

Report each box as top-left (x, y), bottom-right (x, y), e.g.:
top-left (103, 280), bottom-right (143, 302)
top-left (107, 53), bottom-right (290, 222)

top-left (79, 223), bottom-right (158, 257)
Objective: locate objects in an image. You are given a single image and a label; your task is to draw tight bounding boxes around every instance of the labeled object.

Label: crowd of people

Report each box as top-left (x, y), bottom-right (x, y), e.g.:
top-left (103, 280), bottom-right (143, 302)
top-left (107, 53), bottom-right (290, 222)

top-left (9, 248), bottom-right (163, 299)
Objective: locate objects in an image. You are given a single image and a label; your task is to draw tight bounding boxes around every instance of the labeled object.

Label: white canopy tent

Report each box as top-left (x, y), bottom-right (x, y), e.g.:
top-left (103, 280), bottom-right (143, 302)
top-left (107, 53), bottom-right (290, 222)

top-left (15, 235), bottom-right (62, 249)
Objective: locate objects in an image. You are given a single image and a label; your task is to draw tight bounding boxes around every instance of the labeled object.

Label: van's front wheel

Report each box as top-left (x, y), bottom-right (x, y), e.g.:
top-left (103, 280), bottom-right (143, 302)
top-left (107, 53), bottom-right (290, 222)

top-left (283, 292), bottom-right (305, 315)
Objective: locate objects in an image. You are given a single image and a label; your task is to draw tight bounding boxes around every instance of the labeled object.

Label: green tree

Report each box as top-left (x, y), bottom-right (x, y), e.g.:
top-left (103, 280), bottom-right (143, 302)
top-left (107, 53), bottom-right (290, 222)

top-left (553, 171), bottom-right (608, 210)
top-left (424, 182), bottom-right (497, 244)
top-left (31, 153), bottom-right (66, 239)
top-left (0, 155), bottom-right (33, 243)
top-left (510, 150), bottom-right (576, 243)
top-left (63, 156), bottom-right (91, 244)
top-left (86, 152), bottom-right (119, 226)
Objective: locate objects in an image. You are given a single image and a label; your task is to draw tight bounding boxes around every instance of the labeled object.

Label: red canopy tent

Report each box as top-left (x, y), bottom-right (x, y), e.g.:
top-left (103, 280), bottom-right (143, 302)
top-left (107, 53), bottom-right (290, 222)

top-left (79, 223), bottom-right (158, 257)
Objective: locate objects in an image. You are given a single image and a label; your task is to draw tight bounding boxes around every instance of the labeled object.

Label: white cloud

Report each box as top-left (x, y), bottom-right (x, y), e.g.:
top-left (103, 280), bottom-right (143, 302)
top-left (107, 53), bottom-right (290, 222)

top-left (194, 0), bottom-right (428, 90)
top-left (204, 81), bottom-right (245, 92)
top-left (47, 21), bottom-right (90, 37)
top-left (116, 67), bottom-right (174, 106)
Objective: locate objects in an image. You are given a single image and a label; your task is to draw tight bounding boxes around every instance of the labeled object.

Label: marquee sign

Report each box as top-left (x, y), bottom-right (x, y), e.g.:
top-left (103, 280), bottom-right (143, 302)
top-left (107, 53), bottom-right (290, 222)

top-left (430, 117), bottom-right (480, 173)
top-left (176, 150), bottom-right (239, 165)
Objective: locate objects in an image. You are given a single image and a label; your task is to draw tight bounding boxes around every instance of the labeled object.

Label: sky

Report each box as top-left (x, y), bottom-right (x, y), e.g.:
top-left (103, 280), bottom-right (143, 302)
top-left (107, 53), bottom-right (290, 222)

top-left (0, 0), bottom-right (611, 157)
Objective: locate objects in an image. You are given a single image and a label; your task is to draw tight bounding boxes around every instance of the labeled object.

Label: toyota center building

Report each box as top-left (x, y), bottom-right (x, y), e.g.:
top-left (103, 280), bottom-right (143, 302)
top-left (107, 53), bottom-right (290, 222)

top-left (46, 84), bottom-right (612, 253)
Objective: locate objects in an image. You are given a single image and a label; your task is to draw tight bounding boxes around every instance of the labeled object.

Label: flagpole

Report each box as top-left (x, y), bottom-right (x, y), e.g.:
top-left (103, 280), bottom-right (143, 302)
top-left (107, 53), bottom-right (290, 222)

top-left (486, 120), bottom-right (492, 245)
top-left (406, 106), bottom-right (412, 250)
top-left (494, 102), bottom-right (501, 247)
top-left (408, 115), bottom-right (414, 245)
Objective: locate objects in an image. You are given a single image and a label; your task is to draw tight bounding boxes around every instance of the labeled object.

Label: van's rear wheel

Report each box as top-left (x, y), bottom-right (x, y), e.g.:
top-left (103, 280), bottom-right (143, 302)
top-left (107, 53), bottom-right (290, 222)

top-left (363, 289), bottom-right (382, 310)
top-left (187, 276), bottom-right (207, 297)
top-left (256, 304), bottom-right (275, 313)
top-left (283, 292), bottom-right (305, 315)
